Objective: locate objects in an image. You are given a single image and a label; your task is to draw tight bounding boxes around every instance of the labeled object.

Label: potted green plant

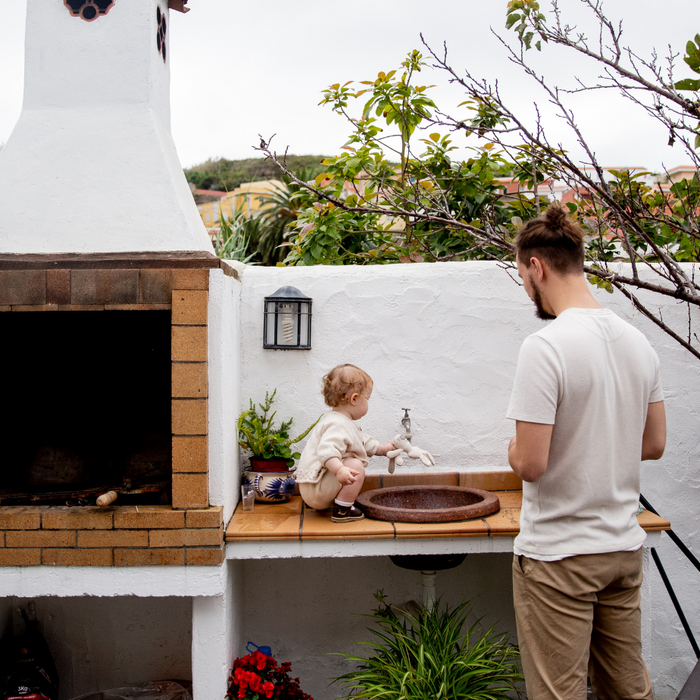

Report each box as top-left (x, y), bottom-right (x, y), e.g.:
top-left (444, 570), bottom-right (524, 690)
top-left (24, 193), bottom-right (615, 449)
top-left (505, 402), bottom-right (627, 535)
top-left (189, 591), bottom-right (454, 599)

top-left (238, 390), bottom-right (320, 502)
top-left (334, 591), bottom-right (523, 700)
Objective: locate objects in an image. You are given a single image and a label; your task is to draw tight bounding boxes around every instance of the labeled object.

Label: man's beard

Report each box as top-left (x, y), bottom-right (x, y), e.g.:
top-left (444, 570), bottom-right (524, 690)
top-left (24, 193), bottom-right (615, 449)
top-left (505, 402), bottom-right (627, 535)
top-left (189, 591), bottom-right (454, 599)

top-left (530, 278), bottom-right (556, 320)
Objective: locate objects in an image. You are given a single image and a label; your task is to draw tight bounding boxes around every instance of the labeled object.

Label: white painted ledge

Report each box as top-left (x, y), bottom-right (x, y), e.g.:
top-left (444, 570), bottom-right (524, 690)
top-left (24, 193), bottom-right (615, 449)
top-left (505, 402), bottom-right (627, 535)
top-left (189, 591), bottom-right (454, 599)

top-left (0, 566), bottom-right (225, 598)
top-left (225, 531), bottom-right (664, 561)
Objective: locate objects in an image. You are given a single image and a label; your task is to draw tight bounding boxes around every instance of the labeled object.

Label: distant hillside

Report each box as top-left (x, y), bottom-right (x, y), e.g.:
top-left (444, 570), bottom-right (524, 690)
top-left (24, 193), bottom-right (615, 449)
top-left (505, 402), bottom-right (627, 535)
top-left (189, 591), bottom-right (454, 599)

top-left (184, 155), bottom-right (330, 192)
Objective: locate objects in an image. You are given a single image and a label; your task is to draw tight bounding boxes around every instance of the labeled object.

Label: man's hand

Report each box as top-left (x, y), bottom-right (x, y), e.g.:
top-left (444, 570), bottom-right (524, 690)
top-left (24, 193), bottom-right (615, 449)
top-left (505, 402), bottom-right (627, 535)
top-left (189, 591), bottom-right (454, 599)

top-left (508, 421), bottom-right (553, 482)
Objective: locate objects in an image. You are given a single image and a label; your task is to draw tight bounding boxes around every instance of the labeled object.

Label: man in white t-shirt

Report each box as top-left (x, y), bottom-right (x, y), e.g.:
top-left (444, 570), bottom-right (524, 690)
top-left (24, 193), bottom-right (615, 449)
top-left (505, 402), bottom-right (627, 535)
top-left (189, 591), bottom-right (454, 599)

top-left (507, 203), bottom-right (666, 699)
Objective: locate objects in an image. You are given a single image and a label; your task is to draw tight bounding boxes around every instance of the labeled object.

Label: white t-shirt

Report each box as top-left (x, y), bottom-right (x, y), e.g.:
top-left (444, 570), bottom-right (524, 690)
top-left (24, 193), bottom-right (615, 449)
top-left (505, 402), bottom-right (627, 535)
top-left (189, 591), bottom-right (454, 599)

top-left (507, 308), bottom-right (663, 559)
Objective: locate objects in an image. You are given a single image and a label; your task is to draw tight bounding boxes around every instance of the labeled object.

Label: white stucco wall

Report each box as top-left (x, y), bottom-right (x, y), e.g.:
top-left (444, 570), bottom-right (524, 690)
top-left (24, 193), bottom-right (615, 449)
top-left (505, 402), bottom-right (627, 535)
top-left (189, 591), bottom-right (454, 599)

top-left (10, 596), bottom-right (192, 700)
top-left (235, 261), bottom-right (700, 698)
top-left (0, 0), bottom-right (212, 254)
top-left (240, 554), bottom-right (515, 700)
top-left (209, 268), bottom-right (242, 523)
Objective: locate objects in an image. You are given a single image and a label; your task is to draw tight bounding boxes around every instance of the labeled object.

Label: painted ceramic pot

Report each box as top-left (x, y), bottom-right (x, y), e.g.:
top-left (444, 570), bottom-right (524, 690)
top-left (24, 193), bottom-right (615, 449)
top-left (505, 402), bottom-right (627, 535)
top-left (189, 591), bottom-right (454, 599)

top-left (244, 468), bottom-right (297, 503)
top-left (249, 457), bottom-right (291, 473)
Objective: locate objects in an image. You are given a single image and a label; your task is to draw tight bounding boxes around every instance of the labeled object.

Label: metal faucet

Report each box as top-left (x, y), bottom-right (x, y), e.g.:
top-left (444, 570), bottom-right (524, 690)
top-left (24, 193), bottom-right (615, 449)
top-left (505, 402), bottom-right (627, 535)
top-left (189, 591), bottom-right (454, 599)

top-left (401, 408), bottom-right (412, 442)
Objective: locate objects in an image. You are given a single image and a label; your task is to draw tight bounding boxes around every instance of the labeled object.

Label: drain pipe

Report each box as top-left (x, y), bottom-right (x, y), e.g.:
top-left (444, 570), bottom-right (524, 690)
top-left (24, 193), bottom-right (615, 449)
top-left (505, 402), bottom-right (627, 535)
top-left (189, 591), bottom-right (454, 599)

top-left (421, 570), bottom-right (437, 611)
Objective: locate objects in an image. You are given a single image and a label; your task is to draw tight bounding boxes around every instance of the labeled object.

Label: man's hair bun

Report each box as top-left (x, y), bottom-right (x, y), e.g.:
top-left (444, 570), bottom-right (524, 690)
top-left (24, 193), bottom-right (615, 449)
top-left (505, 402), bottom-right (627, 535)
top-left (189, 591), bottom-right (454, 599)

top-left (543, 203), bottom-right (569, 229)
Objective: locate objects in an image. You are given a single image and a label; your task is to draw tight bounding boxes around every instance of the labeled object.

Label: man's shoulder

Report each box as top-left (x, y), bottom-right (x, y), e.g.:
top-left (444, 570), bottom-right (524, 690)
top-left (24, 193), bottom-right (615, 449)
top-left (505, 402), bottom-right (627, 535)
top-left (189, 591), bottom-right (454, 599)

top-left (536, 308), bottom-right (636, 341)
top-left (527, 308), bottom-right (658, 364)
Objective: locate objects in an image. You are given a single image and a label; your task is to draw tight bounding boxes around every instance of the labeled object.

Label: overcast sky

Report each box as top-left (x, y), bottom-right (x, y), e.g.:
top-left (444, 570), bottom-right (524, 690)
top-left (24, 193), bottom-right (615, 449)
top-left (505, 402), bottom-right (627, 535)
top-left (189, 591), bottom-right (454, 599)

top-left (1, 1), bottom-right (696, 171)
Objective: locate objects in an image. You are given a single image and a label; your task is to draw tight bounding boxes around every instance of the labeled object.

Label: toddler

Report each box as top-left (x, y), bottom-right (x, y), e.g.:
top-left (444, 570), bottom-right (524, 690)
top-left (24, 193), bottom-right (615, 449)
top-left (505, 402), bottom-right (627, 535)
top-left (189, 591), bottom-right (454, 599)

top-left (295, 364), bottom-right (395, 523)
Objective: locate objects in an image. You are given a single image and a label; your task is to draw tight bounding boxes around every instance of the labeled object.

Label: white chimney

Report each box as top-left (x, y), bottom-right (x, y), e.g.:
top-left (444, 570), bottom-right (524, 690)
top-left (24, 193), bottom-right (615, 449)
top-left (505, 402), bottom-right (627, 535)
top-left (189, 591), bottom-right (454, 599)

top-left (0, 0), bottom-right (214, 254)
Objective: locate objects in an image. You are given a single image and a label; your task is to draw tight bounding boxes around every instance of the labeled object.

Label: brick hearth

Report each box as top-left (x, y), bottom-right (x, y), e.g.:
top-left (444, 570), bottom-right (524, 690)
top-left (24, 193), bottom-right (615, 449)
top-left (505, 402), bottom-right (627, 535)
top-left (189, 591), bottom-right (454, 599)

top-left (0, 253), bottom-right (234, 565)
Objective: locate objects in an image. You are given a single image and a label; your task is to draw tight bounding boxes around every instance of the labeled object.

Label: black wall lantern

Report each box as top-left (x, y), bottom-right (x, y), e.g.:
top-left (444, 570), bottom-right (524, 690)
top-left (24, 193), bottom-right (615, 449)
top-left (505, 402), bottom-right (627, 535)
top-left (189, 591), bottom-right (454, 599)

top-left (263, 286), bottom-right (312, 349)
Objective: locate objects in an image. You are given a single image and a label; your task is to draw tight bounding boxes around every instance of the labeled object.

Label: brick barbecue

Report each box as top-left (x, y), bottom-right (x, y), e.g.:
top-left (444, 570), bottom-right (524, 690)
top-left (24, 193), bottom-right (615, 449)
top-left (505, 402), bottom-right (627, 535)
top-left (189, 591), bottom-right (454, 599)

top-left (0, 255), bottom-right (234, 566)
top-left (0, 0), bottom-right (229, 566)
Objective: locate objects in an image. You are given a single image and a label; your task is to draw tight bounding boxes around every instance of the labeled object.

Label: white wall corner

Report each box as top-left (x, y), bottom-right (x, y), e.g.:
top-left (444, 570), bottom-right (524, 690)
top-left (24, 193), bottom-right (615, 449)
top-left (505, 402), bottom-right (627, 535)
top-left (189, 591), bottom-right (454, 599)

top-left (192, 561), bottom-right (235, 700)
top-left (208, 268), bottom-right (242, 523)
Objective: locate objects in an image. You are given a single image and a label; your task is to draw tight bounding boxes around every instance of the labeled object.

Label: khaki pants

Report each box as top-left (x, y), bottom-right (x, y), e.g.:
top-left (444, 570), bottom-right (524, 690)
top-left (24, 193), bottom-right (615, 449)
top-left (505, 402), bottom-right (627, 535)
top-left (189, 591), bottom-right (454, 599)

top-left (512, 549), bottom-right (652, 700)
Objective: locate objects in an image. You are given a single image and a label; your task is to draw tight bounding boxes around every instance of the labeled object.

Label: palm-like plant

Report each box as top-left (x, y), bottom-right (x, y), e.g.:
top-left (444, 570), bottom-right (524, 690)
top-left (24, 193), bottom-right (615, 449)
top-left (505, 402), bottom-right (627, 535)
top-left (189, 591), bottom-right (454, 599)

top-left (334, 591), bottom-right (523, 700)
top-left (257, 169), bottom-right (317, 265)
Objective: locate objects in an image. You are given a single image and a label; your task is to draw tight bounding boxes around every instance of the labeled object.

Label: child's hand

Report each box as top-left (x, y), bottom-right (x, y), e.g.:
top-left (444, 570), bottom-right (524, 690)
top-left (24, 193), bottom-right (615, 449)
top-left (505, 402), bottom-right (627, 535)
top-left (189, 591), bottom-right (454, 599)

top-left (374, 441), bottom-right (396, 457)
top-left (337, 466), bottom-right (360, 486)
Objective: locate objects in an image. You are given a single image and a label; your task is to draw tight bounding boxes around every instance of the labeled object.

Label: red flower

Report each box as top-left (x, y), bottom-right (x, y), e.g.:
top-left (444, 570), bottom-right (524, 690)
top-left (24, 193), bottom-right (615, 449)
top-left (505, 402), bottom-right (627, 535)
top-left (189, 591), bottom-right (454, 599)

top-left (226, 651), bottom-right (312, 700)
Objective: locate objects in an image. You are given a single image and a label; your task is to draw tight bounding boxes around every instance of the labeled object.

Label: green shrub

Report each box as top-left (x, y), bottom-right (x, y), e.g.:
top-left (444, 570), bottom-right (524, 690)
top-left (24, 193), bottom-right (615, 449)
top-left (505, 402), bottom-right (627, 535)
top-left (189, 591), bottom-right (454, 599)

top-left (334, 591), bottom-right (523, 700)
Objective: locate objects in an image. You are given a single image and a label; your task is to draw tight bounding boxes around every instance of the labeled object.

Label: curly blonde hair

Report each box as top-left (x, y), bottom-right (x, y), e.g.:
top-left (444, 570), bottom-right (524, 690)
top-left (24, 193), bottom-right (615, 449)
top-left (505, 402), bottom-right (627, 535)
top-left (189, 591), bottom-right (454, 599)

top-left (322, 364), bottom-right (373, 407)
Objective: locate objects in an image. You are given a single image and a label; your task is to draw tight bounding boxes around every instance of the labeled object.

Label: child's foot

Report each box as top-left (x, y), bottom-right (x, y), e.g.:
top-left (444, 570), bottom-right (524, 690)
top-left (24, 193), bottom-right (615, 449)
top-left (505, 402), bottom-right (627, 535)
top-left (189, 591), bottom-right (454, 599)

top-left (331, 503), bottom-right (365, 523)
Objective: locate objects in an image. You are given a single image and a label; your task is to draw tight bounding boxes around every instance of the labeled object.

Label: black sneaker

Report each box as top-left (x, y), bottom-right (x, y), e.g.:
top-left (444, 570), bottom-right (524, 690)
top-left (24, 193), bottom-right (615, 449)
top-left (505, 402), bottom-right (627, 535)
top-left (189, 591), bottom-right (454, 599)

top-left (331, 503), bottom-right (365, 523)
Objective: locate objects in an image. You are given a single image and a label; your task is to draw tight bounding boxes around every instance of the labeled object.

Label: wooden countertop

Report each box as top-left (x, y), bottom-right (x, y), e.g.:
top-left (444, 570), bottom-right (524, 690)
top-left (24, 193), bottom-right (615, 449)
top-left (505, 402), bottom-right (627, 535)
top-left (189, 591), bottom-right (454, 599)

top-left (225, 471), bottom-right (671, 543)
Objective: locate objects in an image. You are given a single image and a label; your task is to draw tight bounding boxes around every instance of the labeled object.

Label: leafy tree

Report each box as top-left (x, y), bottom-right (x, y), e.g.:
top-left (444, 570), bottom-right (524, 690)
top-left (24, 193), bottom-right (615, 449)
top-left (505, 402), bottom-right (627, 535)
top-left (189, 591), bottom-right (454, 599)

top-left (258, 1), bottom-right (700, 360)
top-left (263, 51), bottom-right (539, 267)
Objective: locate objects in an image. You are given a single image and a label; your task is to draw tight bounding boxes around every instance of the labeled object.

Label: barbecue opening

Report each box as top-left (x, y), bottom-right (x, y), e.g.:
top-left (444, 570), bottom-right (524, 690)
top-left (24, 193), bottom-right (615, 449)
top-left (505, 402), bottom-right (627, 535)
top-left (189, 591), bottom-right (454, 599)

top-left (0, 310), bottom-right (172, 506)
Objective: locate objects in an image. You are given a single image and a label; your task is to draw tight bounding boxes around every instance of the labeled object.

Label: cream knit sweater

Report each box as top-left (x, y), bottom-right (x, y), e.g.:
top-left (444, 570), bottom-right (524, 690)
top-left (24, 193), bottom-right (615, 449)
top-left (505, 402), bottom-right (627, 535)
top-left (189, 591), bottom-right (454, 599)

top-left (294, 411), bottom-right (380, 484)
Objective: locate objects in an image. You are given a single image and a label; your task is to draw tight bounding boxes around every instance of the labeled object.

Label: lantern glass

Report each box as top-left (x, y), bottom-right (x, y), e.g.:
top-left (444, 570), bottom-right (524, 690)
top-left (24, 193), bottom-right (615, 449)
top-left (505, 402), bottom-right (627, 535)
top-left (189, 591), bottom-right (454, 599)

top-left (263, 291), bottom-right (312, 349)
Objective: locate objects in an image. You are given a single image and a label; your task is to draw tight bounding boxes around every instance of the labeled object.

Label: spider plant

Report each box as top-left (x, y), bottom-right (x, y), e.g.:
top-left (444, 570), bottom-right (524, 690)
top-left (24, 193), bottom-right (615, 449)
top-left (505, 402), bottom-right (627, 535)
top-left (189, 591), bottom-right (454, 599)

top-left (334, 591), bottom-right (523, 700)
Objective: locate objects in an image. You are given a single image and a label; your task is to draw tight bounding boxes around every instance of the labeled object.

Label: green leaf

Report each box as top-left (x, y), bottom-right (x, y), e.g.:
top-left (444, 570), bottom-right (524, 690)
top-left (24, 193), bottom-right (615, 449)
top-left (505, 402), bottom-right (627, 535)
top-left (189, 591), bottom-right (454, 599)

top-left (675, 78), bottom-right (700, 91)
top-left (505, 12), bottom-right (521, 29)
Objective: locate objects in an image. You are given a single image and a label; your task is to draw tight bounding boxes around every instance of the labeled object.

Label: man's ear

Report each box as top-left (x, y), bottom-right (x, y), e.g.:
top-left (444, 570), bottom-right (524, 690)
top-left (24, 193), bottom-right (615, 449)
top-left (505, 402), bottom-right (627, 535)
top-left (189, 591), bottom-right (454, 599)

top-left (530, 256), bottom-right (547, 282)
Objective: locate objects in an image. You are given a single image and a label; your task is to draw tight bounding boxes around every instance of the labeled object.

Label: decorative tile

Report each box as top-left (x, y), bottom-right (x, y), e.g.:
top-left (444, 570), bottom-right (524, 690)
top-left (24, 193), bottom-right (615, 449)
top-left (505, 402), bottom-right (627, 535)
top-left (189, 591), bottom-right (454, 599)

top-left (380, 472), bottom-right (459, 488)
top-left (482, 508), bottom-right (520, 536)
top-left (459, 471), bottom-right (522, 491)
top-left (301, 508), bottom-right (394, 540)
top-left (393, 517), bottom-right (490, 539)
top-left (225, 508), bottom-right (302, 541)
top-left (492, 491), bottom-right (522, 509)
top-left (637, 510), bottom-right (671, 531)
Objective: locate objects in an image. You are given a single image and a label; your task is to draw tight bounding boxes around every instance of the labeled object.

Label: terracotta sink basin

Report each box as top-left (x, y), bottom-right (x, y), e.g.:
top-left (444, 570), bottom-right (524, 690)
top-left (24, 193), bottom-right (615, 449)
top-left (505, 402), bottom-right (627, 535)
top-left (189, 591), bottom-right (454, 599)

top-left (357, 485), bottom-right (500, 523)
